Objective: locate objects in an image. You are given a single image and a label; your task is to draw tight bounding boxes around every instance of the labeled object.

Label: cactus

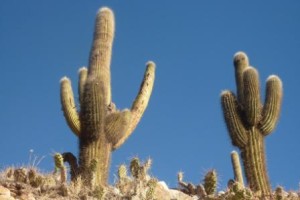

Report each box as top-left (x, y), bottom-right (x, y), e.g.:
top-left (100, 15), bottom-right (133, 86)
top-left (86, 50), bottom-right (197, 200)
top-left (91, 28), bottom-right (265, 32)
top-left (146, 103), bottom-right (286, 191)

top-left (61, 152), bottom-right (78, 181)
top-left (177, 170), bottom-right (217, 198)
top-left (230, 151), bottom-right (244, 187)
top-left (59, 7), bottom-right (155, 187)
top-left (54, 153), bottom-right (67, 184)
top-left (145, 178), bottom-right (158, 200)
top-left (203, 170), bottom-right (217, 196)
top-left (221, 52), bottom-right (283, 195)
top-left (275, 186), bottom-right (285, 200)
top-left (118, 164), bottom-right (128, 181)
top-left (130, 157), bottom-right (152, 180)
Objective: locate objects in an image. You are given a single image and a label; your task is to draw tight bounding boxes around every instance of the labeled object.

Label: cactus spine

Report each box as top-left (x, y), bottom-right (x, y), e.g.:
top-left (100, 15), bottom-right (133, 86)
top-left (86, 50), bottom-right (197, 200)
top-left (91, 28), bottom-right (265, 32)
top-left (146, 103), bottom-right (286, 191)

top-left (60, 7), bottom-right (155, 187)
top-left (221, 52), bottom-right (282, 195)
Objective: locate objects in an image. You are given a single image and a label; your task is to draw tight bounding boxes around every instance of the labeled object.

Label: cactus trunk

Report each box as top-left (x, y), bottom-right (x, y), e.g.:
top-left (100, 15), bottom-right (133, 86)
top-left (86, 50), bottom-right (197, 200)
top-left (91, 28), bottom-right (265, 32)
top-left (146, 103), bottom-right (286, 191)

top-left (79, 135), bottom-right (112, 186)
top-left (240, 129), bottom-right (270, 195)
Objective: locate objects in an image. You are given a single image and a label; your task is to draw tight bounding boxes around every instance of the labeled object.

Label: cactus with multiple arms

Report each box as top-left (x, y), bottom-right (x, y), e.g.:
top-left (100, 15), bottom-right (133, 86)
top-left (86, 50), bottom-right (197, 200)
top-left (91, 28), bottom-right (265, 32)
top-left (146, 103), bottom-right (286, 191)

top-left (221, 52), bottom-right (283, 195)
top-left (60, 7), bottom-right (155, 187)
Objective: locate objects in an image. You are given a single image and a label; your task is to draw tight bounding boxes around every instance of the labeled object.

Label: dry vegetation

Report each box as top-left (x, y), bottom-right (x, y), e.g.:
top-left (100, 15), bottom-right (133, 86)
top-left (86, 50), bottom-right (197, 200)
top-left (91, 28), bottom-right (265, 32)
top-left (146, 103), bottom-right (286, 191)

top-left (0, 159), bottom-right (299, 200)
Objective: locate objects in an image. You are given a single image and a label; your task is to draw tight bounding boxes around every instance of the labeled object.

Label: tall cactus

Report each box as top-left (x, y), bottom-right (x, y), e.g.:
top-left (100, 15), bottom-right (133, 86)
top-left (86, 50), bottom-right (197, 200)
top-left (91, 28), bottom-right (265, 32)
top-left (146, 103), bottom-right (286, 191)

top-left (221, 52), bottom-right (282, 195)
top-left (60, 7), bottom-right (155, 187)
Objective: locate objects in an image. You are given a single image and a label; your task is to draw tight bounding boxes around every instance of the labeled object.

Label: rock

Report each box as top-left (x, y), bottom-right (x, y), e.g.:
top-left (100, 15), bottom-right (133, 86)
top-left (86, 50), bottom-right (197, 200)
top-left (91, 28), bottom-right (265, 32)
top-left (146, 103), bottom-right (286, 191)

top-left (154, 182), bottom-right (195, 200)
top-left (19, 192), bottom-right (35, 200)
top-left (0, 185), bottom-right (15, 200)
top-left (169, 189), bottom-right (197, 200)
top-left (153, 181), bottom-right (172, 199)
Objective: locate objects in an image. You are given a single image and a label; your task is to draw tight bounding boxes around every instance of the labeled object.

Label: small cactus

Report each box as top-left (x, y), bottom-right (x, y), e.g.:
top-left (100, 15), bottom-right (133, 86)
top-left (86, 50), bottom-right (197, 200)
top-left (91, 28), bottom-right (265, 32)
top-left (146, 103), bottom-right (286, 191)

top-left (115, 157), bottom-right (157, 199)
top-left (221, 52), bottom-right (283, 195)
top-left (118, 164), bottom-right (129, 181)
top-left (230, 151), bottom-right (244, 187)
top-left (28, 168), bottom-right (44, 187)
top-left (130, 157), bottom-right (141, 179)
top-left (130, 157), bottom-right (152, 180)
top-left (145, 178), bottom-right (158, 200)
top-left (274, 186), bottom-right (285, 200)
top-left (54, 153), bottom-right (67, 184)
top-left (178, 170), bottom-right (218, 198)
top-left (203, 170), bottom-right (217, 196)
top-left (13, 168), bottom-right (27, 183)
top-left (228, 182), bottom-right (253, 200)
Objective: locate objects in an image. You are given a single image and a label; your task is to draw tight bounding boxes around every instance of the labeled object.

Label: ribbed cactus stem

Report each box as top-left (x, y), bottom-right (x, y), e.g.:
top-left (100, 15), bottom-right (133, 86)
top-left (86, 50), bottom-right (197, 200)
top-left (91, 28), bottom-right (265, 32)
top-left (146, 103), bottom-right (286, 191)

top-left (59, 7), bottom-right (155, 187)
top-left (62, 152), bottom-right (78, 181)
top-left (113, 62), bottom-right (156, 150)
top-left (203, 170), bottom-right (217, 195)
top-left (88, 7), bottom-right (114, 106)
top-left (230, 151), bottom-right (244, 186)
top-left (221, 52), bottom-right (283, 196)
top-left (54, 153), bottom-right (67, 184)
top-left (118, 164), bottom-right (128, 180)
top-left (60, 77), bottom-right (81, 136)
top-left (130, 157), bottom-right (141, 179)
top-left (242, 67), bottom-right (261, 126)
top-left (78, 67), bottom-right (88, 105)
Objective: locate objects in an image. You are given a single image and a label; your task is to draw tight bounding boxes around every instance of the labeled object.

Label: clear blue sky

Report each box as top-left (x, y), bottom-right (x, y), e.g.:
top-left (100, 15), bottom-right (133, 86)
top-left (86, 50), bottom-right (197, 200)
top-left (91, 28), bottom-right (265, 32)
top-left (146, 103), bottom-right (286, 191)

top-left (1, 0), bottom-right (299, 191)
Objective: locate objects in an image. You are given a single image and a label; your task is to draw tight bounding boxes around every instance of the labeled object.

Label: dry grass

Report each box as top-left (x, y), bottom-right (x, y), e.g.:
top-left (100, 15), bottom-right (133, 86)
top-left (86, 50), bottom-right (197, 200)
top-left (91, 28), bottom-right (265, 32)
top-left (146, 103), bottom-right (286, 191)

top-left (0, 163), bottom-right (299, 200)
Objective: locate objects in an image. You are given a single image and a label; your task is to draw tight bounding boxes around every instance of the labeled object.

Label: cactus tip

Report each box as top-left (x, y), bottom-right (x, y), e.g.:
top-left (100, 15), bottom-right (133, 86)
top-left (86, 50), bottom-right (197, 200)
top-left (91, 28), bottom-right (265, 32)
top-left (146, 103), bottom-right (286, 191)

top-left (78, 67), bottom-right (88, 74)
top-left (233, 51), bottom-right (249, 65)
top-left (220, 90), bottom-right (231, 96)
top-left (60, 76), bottom-right (70, 83)
top-left (244, 66), bottom-right (258, 74)
top-left (234, 51), bottom-right (247, 59)
top-left (98, 7), bottom-right (113, 14)
top-left (267, 74), bottom-right (281, 82)
top-left (146, 61), bottom-right (155, 66)
top-left (231, 150), bottom-right (238, 154)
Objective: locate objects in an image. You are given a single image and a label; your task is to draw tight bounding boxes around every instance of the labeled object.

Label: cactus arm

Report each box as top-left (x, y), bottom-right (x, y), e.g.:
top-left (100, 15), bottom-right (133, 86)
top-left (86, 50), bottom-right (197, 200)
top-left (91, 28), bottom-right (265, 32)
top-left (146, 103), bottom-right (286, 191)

top-left (105, 109), bottom-right (131, 146)
top-left (259, 75), bottom-right (283, 136)
top-left (242, 67), bottom-right (262, 126)
top-left (113, 62), bottom-right (155, 150)
top-left (230, 151), bottom-right (244, 186)
top-left (88, 7), bottom-right (114, 106)
top-left (234, 52), bottom-right (249, 102)
top-left (62, 152), bottom-right (79, 181)
top-left (54, 153), bottom-right (67, 183)
top-left (60, 77), bottom-right (81, 136)
top-left (78, 67), bottom-right (88, 105)
top-left (221, 91), bottom-right (248, 148)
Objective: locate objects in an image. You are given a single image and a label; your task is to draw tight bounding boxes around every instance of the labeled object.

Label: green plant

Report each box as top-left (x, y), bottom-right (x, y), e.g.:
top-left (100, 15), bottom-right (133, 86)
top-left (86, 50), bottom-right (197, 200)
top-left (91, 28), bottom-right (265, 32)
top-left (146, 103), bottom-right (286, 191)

top-left (60, 7), bottom-right (155, 187)
top-left (221, 52), bottom-right (283, 196)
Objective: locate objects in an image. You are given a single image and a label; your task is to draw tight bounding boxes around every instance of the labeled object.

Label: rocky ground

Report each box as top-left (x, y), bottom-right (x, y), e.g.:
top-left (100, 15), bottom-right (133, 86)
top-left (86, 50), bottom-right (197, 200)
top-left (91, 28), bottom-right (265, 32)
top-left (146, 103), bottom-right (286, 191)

top-left (0, 160), bottom-right (299, 200)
